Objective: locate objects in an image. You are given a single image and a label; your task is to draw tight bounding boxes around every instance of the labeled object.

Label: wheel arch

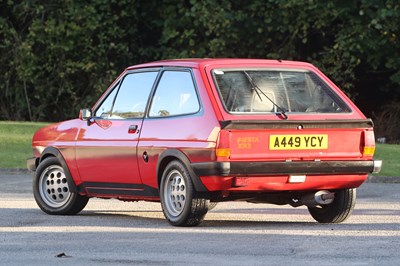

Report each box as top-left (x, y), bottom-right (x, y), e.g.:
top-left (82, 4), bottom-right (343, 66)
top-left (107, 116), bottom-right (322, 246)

top-left (39, 147), bottom-right (78, 193)
top-left (156, 149), bottom-right (208, 193)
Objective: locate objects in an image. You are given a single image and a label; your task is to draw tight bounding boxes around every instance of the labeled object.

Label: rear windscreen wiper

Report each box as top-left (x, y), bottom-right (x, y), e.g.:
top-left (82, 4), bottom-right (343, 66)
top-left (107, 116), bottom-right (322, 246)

top-left (243, 71), bottom-right (288, 120)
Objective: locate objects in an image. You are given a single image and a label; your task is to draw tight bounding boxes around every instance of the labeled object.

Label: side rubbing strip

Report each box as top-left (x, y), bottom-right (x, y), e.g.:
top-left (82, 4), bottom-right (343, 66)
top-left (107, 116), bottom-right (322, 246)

top-left (78, 182), bottom-right (159, 197)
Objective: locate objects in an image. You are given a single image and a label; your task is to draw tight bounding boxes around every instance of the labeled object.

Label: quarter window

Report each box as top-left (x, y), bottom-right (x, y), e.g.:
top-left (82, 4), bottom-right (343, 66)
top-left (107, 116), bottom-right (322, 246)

top-left (149, 71), bottom-right (200, 117)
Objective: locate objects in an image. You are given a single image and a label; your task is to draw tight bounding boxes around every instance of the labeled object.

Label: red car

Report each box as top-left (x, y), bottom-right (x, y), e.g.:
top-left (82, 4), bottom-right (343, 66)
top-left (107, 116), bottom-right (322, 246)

top-left (28, 59), bottom-right (382, 226)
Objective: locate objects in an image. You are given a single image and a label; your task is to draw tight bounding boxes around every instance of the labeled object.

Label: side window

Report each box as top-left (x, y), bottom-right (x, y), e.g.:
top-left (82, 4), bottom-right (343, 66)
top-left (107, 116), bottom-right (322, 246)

top-left (149, 71), bottom-right (200, 117)
top-left (111, 72), bottom-right (157, 119)
top-left (95, 71), bottom-right (158, 119)
top-left (95, 82), bottom-right (120, 118)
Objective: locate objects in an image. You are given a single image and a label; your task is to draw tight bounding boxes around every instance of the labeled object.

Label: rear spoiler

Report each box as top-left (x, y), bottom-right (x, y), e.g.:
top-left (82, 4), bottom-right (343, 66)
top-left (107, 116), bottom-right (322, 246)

top-left (220, 119), bottom-right (374, 130)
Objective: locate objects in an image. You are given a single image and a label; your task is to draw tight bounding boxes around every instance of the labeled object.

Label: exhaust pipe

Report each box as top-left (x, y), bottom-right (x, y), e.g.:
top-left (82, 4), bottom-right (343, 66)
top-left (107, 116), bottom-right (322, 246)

top-left (292, 190), bottom-right (335, 207)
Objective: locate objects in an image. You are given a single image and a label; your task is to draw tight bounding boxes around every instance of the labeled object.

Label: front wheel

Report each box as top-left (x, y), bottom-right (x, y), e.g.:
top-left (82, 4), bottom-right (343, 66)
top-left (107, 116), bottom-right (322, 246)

top-left (308, 188), bottom-right (356, 223)
top-left (33, 157), bottom-right (89, 215)
top-left (160, 160), bottom-right (209, 226)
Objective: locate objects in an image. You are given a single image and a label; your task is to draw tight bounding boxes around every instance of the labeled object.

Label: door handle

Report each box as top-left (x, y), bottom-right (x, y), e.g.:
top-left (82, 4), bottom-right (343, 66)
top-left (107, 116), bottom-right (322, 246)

top-left (128, 125), bottom-right (139, 134)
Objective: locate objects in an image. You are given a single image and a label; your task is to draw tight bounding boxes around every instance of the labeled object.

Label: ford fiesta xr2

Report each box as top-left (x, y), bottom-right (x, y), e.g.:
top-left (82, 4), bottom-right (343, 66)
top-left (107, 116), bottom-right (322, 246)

top-left (28, 59), bottom-right (382, 226)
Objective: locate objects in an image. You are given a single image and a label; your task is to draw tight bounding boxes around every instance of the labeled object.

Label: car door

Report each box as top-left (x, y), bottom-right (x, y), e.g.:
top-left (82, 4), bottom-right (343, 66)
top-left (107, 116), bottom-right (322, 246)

top-left (75, 70), bottom-right (159, 188)
top-left (138, 69), bottom-right (218, 189)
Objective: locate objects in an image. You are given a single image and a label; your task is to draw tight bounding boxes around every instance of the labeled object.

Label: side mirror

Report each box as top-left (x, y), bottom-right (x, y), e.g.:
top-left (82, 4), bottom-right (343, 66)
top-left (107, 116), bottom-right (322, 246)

top-left (79, 108), bottom-right (92, 120)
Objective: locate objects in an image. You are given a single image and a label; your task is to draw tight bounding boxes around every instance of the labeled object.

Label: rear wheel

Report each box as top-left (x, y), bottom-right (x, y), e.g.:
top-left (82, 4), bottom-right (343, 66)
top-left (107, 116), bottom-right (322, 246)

top-left (160, 160), bottom-right (209, 226)
top-left (208, 202), bottom-right (218, 211)
top-left (33, 157), bottom-right (89, 215)
top-left (308, 188), bottom-right (356, 223)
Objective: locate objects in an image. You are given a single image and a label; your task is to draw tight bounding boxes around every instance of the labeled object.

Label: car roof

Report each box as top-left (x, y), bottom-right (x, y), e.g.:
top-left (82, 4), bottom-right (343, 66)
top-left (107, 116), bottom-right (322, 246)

top-left (126, 58), bottom-right (315, 70)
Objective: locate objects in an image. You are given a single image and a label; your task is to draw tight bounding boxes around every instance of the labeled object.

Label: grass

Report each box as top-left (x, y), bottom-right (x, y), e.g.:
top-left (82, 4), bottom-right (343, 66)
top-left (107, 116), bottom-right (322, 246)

top-left (0, 121), bottom-right (399, 176)
top-left (0, 121), bottom-right (49, 168)
top-left (373, 143), bottom-right (400, 177)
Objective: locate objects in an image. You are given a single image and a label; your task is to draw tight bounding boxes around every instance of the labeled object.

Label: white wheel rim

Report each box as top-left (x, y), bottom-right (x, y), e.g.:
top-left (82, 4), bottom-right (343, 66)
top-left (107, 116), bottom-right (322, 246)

top-left (163, 169), bottom-right (187, 217)
top-left (38, 165), bottom-right (71, 208)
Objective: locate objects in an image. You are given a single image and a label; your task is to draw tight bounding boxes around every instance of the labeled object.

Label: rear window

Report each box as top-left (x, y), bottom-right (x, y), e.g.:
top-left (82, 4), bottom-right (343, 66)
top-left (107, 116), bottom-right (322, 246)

top-left (212, 69), bottom-right (351, 114)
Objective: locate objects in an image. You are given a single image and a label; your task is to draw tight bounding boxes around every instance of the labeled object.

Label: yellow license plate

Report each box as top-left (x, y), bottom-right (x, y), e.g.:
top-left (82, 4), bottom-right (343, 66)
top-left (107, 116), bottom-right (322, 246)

top-left (269, 134), bottom-right (328, 150)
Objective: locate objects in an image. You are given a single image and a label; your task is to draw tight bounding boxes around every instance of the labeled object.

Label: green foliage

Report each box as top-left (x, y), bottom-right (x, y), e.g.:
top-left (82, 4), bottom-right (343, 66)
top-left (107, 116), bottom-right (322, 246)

top-left (373, 101), bottom-right (400, 142)
top-left (1, 0), bottom-right (399, 131)
top-left (1, 0), bottom-right (143, 121)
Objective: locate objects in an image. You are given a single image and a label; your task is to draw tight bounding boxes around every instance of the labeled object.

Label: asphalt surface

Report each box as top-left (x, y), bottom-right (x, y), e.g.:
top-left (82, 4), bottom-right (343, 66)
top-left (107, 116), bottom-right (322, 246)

top-left (1, 171), bottom-right (399, 265)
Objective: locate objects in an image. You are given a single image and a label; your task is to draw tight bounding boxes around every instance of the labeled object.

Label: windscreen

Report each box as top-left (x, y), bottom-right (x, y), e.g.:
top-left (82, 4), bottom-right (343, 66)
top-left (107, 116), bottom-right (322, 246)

top-left (212, 69), bottom-right (351, 114)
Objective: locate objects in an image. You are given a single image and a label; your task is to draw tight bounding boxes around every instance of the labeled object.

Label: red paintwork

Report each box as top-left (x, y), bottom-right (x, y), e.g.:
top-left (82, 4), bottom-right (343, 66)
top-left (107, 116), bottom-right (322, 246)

top-left (31, 59), bottom-right (376, 202)
top-left (75, 119), bottom-right (142, 185)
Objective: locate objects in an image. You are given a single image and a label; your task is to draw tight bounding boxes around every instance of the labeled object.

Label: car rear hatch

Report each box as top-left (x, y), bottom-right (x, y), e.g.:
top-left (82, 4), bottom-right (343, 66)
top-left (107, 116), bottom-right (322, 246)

top-left (204, 62), bottom-right (381, 175)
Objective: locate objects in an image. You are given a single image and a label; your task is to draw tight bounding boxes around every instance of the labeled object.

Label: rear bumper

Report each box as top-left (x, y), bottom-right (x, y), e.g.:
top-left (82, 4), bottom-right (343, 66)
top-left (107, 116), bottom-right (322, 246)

top-left (191, 160), bottom-right (382, 177)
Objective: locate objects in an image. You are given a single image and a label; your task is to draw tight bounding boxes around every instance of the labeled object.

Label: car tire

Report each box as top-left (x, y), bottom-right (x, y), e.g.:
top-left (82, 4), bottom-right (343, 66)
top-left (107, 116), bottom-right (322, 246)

top-left (160, 160), bottom-right (209, 226)
top-left (208, 202), bottom-right (218, 211)
top-left (308, 188), bottom-right (356, 223)
top-left (33, 157), bottom-right (89, 215)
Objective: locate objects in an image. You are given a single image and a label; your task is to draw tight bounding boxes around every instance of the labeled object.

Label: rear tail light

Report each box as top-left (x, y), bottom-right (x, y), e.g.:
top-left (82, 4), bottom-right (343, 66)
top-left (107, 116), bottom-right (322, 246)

top-left (216, 130), bottom-right (230, 160)
top-left (362, 130), bottom-right (376, 157)
top-left (216, 148), bottom-right (230, 158)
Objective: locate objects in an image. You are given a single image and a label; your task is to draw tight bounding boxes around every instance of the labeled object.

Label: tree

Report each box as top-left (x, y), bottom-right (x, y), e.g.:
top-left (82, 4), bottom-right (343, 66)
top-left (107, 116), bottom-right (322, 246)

top-left (1, 0), bottom-right (399, 139)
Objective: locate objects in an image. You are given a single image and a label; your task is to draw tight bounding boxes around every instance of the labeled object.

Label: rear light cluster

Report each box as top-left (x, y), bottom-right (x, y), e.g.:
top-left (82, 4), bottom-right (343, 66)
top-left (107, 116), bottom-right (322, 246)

top-left (362, 130), bottom-right (376, 157)
top-left (216, 129), bottom-right (230, 160)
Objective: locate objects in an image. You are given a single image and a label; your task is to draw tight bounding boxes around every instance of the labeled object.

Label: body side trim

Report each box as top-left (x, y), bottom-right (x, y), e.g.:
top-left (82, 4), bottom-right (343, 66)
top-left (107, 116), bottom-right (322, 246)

top-left (78, 182), bottom-right (159, 197)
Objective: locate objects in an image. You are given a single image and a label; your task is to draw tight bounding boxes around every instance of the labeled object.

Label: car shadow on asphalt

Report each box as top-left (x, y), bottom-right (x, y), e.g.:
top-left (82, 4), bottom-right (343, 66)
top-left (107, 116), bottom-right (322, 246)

top-left (2, 206), bottom-right (399, 231)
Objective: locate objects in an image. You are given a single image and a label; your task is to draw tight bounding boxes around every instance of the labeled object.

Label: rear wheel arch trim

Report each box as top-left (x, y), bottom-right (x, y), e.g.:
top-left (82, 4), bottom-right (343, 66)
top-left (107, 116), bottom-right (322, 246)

top-left (39, 147), bottom-right (78, 193)
top-left (157, 149), bottom-right (208, 193)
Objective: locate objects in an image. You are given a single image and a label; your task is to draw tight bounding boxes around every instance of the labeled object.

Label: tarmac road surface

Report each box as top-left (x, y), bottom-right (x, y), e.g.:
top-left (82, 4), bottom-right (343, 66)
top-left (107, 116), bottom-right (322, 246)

top-left (1, 171), bottom-right (399, 265)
